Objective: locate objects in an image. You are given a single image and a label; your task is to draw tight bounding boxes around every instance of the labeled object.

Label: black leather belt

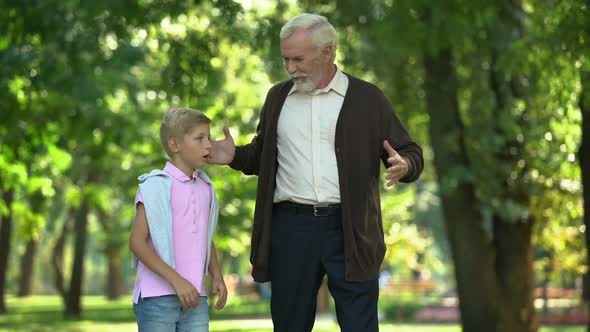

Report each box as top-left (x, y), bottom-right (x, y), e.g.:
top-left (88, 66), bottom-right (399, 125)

top-left (276, 201), bottom-right (341, 217)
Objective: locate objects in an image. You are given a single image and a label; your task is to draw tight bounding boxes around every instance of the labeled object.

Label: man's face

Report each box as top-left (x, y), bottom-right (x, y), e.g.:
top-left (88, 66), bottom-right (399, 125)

top-left (280, 30), bottom-right (325, 92)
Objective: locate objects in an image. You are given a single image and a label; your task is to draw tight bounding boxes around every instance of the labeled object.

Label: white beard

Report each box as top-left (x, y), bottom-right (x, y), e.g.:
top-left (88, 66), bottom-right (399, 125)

top-left (292, 69), bottom-right (323, 93)
top-left (293, 77), bottom-right (316, 93)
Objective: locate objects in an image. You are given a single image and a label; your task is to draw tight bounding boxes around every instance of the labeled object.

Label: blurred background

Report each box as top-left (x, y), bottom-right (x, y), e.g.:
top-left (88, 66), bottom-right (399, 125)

top-left (0, 0), bottom-right (589, 331)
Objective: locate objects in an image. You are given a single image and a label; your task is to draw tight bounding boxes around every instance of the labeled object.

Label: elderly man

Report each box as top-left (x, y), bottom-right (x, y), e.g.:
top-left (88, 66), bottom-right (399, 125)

top-left (209, 13), bottom-right (423, 332)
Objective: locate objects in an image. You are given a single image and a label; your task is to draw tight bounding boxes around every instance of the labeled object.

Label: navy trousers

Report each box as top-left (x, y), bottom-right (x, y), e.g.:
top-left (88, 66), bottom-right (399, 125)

top-left (269, 203), bottom-right (379, 332)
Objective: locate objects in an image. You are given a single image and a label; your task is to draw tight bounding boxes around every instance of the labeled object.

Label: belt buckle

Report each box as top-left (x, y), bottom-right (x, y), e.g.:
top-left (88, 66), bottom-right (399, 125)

top-left (313, 205), bottom-right (329, 217)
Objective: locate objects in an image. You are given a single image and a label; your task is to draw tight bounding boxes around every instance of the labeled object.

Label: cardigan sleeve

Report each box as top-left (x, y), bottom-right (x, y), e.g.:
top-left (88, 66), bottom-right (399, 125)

top-left (377, 91), bottom-right (424, 183)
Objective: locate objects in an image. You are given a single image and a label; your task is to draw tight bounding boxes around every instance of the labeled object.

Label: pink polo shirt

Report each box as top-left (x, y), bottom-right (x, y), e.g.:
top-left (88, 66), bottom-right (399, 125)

top-left (132, 162), bottom-right (211, 304)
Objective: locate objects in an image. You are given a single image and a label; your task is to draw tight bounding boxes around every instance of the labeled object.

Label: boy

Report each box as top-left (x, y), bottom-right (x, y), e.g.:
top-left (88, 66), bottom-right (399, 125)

top-left (129, 107), bottom-right (227, 332)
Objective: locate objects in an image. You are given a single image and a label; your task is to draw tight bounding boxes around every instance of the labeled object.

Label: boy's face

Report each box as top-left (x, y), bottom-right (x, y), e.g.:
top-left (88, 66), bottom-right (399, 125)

top-left (176, 123), bottom-right (211, 169)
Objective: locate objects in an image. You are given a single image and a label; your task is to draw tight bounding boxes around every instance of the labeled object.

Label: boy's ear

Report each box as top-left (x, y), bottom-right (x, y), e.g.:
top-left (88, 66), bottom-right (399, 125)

top-left (168, 136), bottom-right (180, 153)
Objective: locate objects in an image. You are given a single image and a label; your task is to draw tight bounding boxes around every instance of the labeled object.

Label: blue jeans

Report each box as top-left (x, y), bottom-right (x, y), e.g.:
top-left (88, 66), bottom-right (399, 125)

top-left (133, 295), bottom-right (209, 332)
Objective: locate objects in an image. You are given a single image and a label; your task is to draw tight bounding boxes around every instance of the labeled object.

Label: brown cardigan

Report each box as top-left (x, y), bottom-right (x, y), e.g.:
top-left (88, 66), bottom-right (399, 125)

top-left (229, 73), bottom-right (423, 282)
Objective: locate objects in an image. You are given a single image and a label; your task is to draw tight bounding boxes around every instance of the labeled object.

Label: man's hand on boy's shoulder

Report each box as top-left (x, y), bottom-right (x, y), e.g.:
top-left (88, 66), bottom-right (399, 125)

top-left (212, 276), bottom-right (228, 310)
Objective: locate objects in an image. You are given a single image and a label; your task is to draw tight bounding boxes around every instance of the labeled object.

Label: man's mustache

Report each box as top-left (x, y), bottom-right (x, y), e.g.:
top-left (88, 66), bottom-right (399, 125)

top-left (291, 73), bottom-right (308, 79)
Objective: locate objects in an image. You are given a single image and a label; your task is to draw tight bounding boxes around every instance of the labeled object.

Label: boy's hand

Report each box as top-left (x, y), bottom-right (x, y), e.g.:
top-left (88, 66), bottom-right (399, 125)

top-left (212, 276), bottom-right (228, 310)
top-left (208, 126), bottom-right (236, 165)
top-left (172, 276), bottom-right (200, 308)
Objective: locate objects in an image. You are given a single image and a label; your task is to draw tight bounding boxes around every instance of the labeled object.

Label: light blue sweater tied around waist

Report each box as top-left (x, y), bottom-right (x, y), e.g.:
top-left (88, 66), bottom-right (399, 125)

top-left (131, 169), bottom-right (219, 275)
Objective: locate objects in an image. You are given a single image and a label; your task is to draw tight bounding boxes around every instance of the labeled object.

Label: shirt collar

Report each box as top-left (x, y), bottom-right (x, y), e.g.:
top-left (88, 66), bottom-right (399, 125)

top-left (164, 162), bottom-right (197, 183)
top-left (288, 66), bottom-right (347, 96)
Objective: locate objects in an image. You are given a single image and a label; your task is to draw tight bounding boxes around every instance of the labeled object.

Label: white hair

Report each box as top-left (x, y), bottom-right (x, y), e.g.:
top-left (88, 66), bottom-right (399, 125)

top-left (280, 13), bottom-right (338, 62)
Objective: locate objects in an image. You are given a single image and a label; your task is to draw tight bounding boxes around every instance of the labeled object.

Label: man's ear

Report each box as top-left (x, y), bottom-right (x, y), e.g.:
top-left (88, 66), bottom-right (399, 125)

top-left (168, 136), bottom-right (180, 153)
top-left (322, 44), bottom-right (333, 61)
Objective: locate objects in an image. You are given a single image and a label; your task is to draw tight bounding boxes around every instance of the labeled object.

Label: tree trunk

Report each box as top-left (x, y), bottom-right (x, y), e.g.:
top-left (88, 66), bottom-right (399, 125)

top-left (64, 200), bottom-right (89, 318)
top-left (0, 188), bottom-right (15, 314)
top-left (412, 253), bottom-right (424, 281)
top-left (52, 217), bottom-right (70, 298)
top-left (493, 216), bottom-right (536, 331)
top-left (488, 51), bottom-right (537, 332)
top-left (486, 86), bottom-right (537, 330)
top-left (423, 48), bottom-right (501, 331)
top-left (485, 2), bottom-right (537, 330)
top-left (16, 239), bottom-right (37, 297)
top-left (96, 210), bottom-right (127, 299)
top-left (17, 189), bottom-right (45, 297)
top-left (105, 254), bottom-right (127, 299)
top-left (578, 69), bottom-right (590, 332)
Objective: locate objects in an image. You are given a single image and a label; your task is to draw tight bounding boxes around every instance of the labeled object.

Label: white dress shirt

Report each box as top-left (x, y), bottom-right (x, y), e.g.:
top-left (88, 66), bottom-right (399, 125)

top-left (273, 68), bottom-right (349, 204)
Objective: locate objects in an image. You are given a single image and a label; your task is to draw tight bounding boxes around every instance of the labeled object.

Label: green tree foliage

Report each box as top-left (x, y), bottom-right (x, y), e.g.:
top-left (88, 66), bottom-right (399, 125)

top-left (299, 0), bottom-right (586, 330)
top-left (0, 0), bottom-right (587, 325)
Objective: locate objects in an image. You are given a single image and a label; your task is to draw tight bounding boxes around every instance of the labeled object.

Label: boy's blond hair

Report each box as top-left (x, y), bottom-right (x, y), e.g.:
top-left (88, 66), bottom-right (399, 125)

top-left (160, 107), bottom-right (211, 158)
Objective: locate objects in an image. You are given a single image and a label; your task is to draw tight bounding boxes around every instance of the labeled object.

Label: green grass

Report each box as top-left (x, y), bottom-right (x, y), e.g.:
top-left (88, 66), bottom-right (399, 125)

top-left (209, 320), bottom-right (584, 332)
top-left (0, 295), bottom-right (584, 332)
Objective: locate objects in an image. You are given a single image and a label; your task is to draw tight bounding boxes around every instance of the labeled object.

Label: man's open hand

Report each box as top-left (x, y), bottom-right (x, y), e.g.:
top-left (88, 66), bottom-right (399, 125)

top-left (208, 126), bottom-right (236, 165)
top-left (383, 140), bottom-right (409, 187)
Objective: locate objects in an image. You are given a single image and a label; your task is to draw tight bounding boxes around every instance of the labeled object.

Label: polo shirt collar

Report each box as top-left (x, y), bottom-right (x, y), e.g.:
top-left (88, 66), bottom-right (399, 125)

top-left (164, 162), bottom-right (197, 183)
